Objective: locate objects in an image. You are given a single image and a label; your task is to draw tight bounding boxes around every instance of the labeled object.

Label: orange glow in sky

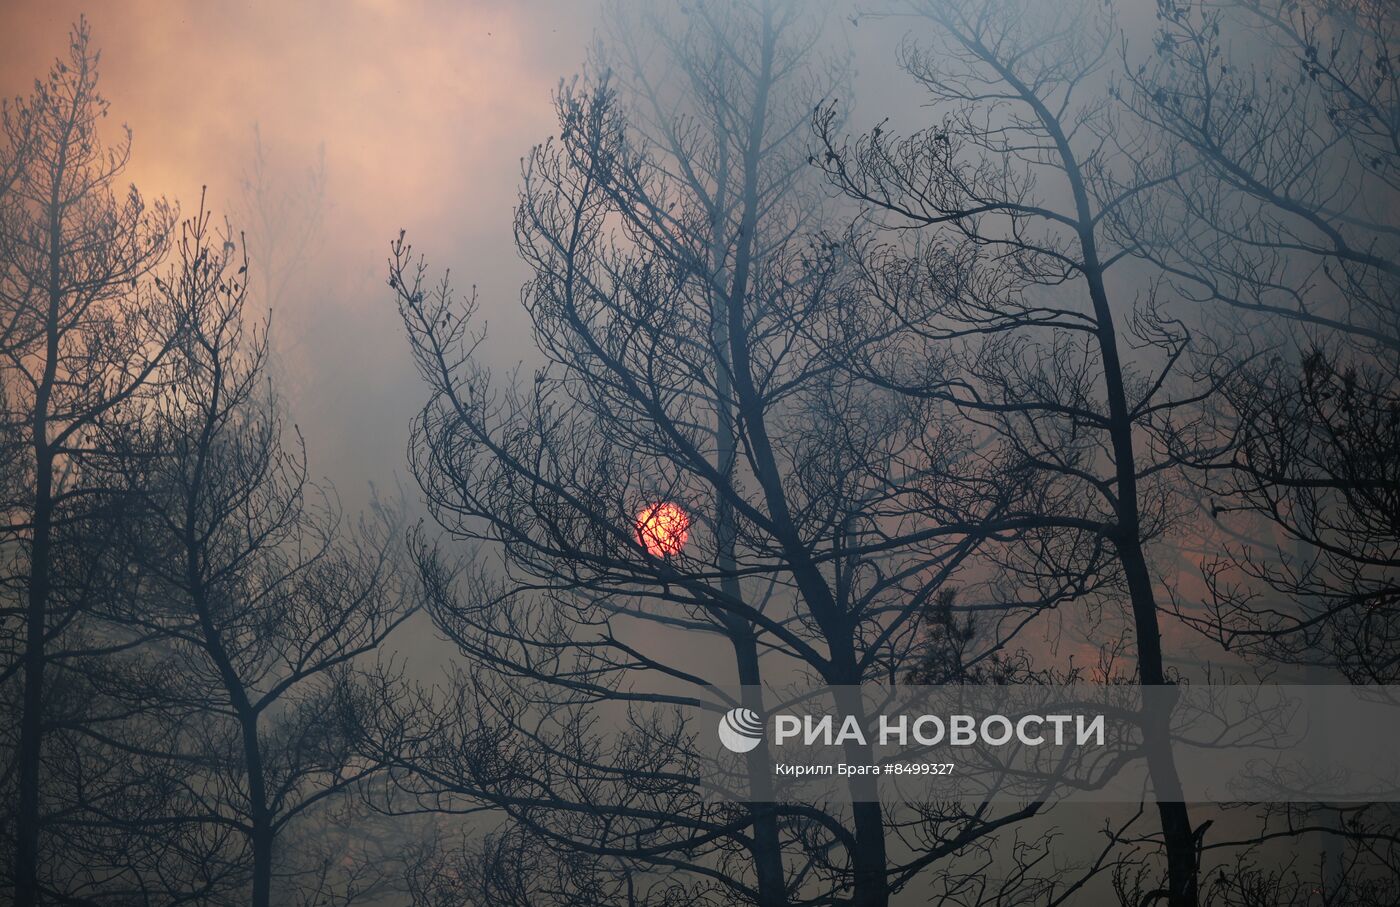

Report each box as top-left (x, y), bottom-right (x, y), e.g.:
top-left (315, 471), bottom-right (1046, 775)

top-left (636, 502), bottom-right (690, 558)
top-left (0, 0), bottom-right (597, 494)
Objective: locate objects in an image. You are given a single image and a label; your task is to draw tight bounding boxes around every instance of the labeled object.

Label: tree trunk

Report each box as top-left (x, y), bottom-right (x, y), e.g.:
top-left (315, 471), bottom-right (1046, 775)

top-left (246, 720), bottom-right (274, 907)
top-left (730, 625), bottom-right (787, 906)
top-left (14, 154), bottom-right (68, 907)
top-left (716, 298), bottom-right (786, 905)
top-left (13, 452), bottom-right (51, 907)
top-left (1085, 253), bottom-right (1199, 907)
top-left (706, 6), bottom-right (788, 903)
top-left (192, 566), bottom-right (273, 907)
top-left (722, 7), bottom-right (888, 902)
top-left (830, 641), bottom-right (888, 907)
top-left (1033, 57), bottom-right (1200, 893)
top-left (1118, 537), bottom-right (1198, 907)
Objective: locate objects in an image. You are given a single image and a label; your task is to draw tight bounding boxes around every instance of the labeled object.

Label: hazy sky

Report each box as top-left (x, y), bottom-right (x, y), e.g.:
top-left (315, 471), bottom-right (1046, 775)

top-left (0, 0), bottom-right (612, 493)
top-left (0, 0), bottom-right (1248, 746)
top-left (0, 1), bottom-right (927, 675)
top-left (0, 2), bottom-right (926, 498)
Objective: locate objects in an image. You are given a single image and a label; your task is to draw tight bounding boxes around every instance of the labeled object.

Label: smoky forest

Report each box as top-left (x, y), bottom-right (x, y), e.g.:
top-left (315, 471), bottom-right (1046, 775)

top-left (1, 1), bottom-right (1398, 905)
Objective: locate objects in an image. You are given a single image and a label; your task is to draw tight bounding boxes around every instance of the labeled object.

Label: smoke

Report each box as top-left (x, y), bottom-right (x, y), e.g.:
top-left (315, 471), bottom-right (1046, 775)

top-left (0, 0), bottom-right (600, 495)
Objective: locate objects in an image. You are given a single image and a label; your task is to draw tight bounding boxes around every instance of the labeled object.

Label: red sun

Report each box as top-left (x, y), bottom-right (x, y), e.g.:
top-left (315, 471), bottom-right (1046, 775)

top-left (636, 502), bottom-right (690, 558)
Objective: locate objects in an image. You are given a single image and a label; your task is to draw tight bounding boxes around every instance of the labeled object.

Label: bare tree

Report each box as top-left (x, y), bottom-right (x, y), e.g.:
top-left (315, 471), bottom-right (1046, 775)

top-left (100, 203), bottom-right (416, 907)
top-left (235, 123), bottom-right (327, 407)
top-left (238, 122), bottom-right (326, 318)
top-left (1127, 0), bottom-right (1400, 682)
top-left (382, 2), bottom-right (1111, 905)
top-left (814, 2), bottom-right (1222, 903)
top-left (1121, 2), bottom-right (1400, 900)
top-left (0, 20), bottom-right (179, 905)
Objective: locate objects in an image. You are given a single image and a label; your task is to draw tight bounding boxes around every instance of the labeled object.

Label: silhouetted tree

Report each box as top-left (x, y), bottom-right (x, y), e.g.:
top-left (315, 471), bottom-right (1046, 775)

top-left (1129, 0), bottom-right (1400, 684)
top-left (1124, 2), bottom-right (1400, 901)
top-left (103, 204), bottom-right (416, 907)
top-left (384, 2), bottom-right (1112, 905)
top-left (815, 1), bottom-right (1219, 902)
top-left (0, 21), bottom-right (179, 905)
top-left (236, 122), bottom-right (327, 407)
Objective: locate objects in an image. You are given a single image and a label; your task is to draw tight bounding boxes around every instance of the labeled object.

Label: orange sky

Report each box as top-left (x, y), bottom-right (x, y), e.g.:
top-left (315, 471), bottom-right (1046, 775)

top-left (0, 0), bottom-right (601, 490)
top-left (0, 0), bottom-right (594, 235)
top-left (0, 2), bottom-right (1233, 682)
top-left (0, 1), bottom-right (936, 503)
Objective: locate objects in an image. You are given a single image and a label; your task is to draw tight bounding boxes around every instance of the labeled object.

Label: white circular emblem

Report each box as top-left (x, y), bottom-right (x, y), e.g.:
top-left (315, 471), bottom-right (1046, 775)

top-left (717, 707), bottom-right (764, 753)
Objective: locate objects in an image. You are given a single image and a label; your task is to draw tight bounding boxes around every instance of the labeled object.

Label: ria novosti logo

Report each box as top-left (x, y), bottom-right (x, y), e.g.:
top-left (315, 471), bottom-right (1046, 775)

top-left (717, 705), bottom-right (1107, 754)
top-left (717, 707), bottom-right (764, 753)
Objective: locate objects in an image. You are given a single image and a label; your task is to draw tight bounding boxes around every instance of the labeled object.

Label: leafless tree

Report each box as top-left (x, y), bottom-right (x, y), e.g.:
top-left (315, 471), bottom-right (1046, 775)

top-left (238, 122), bottom-right (326, 318)
top-left (98, 204), bottom-right (416, 906)
top-left (814, 2), bottom-right (1225, 903)
top-left (381, 2), bottom-right (1120, 905)
top-left (236, 122), bottom-right (327, 406)
top-left (1121, 2), bottom-right (1400, 901)
top-left (0, 20), bottom-right (180, 905)
top-left (1127, 0), bottom-right (1400, 683)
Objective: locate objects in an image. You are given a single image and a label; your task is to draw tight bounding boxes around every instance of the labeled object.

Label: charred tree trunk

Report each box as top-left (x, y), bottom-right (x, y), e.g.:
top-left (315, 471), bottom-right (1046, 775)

top-left (1081, 242), bottom-right (1198, 907)
top-left (14, 134), bottom-right (69, 907)
top-left (1017, 48), bottom-right (1201, 902)
top-left (189, 482), bottom-right (274, 907)
top-left (724, 10), bottom-right (888, 903)
top-left (14, 447), bottom-right (52, 907)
